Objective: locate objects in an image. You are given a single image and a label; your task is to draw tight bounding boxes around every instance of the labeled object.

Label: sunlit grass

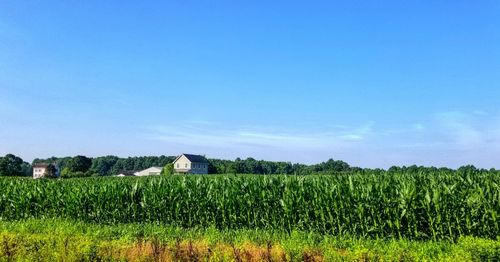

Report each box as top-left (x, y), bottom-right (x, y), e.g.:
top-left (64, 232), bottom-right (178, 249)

top-left (0, 219), bottom-right (499, 261)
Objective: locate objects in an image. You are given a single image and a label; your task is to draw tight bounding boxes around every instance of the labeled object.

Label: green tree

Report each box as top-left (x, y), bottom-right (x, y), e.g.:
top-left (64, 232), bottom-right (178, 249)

top-left (43, 163), bottom-right (58, 178)
top-left (161, 163), bottom-right (174, 175)
top-left (66, 155), bottom-right (92, 173)
top-left (61, 167), bottom-right (92, 178)
top-left (458, 165), bottom-right (478, 174)
top-left (60, 167), bottom-right (71, 178)
top-left (90, 156), bottom-right (119, 176)
top-left (0, 154), bottom-right (25, 176)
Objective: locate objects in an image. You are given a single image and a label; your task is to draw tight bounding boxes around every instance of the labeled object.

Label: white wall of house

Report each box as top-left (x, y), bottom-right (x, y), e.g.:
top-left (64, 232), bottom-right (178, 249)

top-left (173, 155), bottom-right (192, 173)
top-left (33, 167), bottom-right (47, 179)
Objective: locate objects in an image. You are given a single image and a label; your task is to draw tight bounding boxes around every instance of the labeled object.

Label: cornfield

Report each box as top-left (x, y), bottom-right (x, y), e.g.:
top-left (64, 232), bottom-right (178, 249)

top-left (0, 173), bottom-right (498, 240)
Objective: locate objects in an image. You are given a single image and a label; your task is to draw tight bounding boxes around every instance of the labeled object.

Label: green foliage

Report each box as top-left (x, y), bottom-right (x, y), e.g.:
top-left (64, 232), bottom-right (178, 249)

top-left (32, 153), bottom-right (495, 177)
top-left (0, 219), bottom-right (499, 261)
top-left (0, 172), bottom-right (498, 240)
top-left (43, 164), bottom-right (58, 178)
top-left (208, 157), bottom-right (307, 174)
top-left (89, 155), bottom-right (119, 176)
top-left (66, 155), bottom-right (92, 173)
top-left (0, 154), bottom-right (28, 176)
top-left (33, 156), bottom-right (71, 172)
top-left (60, 167), bottom-right (91, 178)
top-left (161, 163), bottom-right (174, 176)
top-left (35, 155), bottom-right (177, 176)
top-left (60, 167), bottom-right (71, 178)
top-left (109, 155), bottom-right (176, 175)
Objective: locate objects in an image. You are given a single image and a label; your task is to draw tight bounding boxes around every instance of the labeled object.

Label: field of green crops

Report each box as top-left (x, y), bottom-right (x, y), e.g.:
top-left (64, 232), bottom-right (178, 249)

top-left (1, 172), bottom-right (499, 241)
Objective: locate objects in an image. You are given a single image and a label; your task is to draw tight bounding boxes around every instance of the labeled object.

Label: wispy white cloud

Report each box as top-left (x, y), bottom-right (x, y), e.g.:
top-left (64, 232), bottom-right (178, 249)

top-left (146, 121), bottom-right (375, 151)
top-left (184, 119), bottom-right (218, 126)
top-left (383, 111), bottom-right (500, 168)
top-left (377, 111), bottom-right (500, 152)
top-left (433, 111), bottom-right (500, 150)
top-left (337, 121), bottom-right (374, 141)
top-left (141, 111), bottom-right (500, 168)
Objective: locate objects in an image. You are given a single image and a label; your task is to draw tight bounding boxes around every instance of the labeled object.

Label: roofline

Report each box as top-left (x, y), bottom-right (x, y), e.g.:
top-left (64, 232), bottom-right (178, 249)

top-left (172, 153), bottom-right (208, 163)
top-left (139, 166), bottom-right (163, 171)
top-left (172, 154), bottom-right (184, 164)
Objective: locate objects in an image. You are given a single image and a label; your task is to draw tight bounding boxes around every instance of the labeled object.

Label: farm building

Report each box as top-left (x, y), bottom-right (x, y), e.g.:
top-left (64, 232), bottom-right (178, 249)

top-left (116, 170), bottom-right (138, 177)
top-left (33, 163), bottom-right (59, 179)
top-left (173, 154), bottom-right (209, 174)
top-left (135, 166), bottom-right (162, 176)
top-left (116, 167), bottom-right (162, 177)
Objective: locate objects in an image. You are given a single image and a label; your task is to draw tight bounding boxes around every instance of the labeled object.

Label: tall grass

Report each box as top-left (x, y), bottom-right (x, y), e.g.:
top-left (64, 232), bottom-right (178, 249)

top-left (0, 173), bottom-right (498, 240)
top-left (1, 219), bottom-right (500, 261)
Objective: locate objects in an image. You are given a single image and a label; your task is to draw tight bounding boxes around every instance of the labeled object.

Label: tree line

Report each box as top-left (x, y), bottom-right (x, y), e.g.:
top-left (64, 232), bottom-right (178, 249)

top-left (33, 155), bottom-right (177, 178)
top-left (0, 153), bottom-right (497, 177)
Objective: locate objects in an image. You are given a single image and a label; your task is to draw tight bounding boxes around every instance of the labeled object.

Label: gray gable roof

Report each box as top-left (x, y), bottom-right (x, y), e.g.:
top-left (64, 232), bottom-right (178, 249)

top-left (175, 154), bottom-right (208, 163)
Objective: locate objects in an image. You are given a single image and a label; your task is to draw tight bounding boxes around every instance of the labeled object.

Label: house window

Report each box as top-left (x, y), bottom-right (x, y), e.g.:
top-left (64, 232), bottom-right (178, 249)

top-left (177, 163), bottom-right (179, 168)
top-left (185, 163), bottom-right (188, 168)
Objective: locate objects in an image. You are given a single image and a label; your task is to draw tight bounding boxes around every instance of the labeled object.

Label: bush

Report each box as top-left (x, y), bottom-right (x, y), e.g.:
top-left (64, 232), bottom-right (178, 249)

top-left (60, 168), bottom-right (91, 178)
top-left (161, 163), bottom-right (174, 176)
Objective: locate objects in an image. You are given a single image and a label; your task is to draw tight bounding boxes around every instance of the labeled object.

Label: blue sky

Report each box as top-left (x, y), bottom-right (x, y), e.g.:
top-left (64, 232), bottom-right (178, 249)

top-left (1, 1), bottom-right (499, 168)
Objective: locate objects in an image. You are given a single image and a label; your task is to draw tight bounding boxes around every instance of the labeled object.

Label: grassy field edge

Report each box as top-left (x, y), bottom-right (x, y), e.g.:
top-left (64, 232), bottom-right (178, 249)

top-left (0, 219), bottom-right (499, 261)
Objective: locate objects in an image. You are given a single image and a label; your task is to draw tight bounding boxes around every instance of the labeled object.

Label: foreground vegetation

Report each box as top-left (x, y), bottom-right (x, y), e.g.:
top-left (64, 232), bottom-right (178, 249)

top-left (1, 163), bottom-right (498, 260)
top-left (1, 172), bottom-right (498, 241)
top-left (0, 219), bottom-right (499, 261)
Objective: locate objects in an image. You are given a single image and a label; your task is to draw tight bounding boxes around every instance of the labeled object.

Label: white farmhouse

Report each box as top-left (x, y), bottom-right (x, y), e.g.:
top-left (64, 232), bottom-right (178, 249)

top-left (33, 163), bottom-right (58, 179)
top-left (173, 154), bottom-right (209, 174)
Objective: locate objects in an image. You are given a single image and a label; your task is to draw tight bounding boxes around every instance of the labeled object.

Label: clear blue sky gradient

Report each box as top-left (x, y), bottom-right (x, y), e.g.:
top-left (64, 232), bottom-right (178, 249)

top-left (1, 1), bottom-right (499, 168)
